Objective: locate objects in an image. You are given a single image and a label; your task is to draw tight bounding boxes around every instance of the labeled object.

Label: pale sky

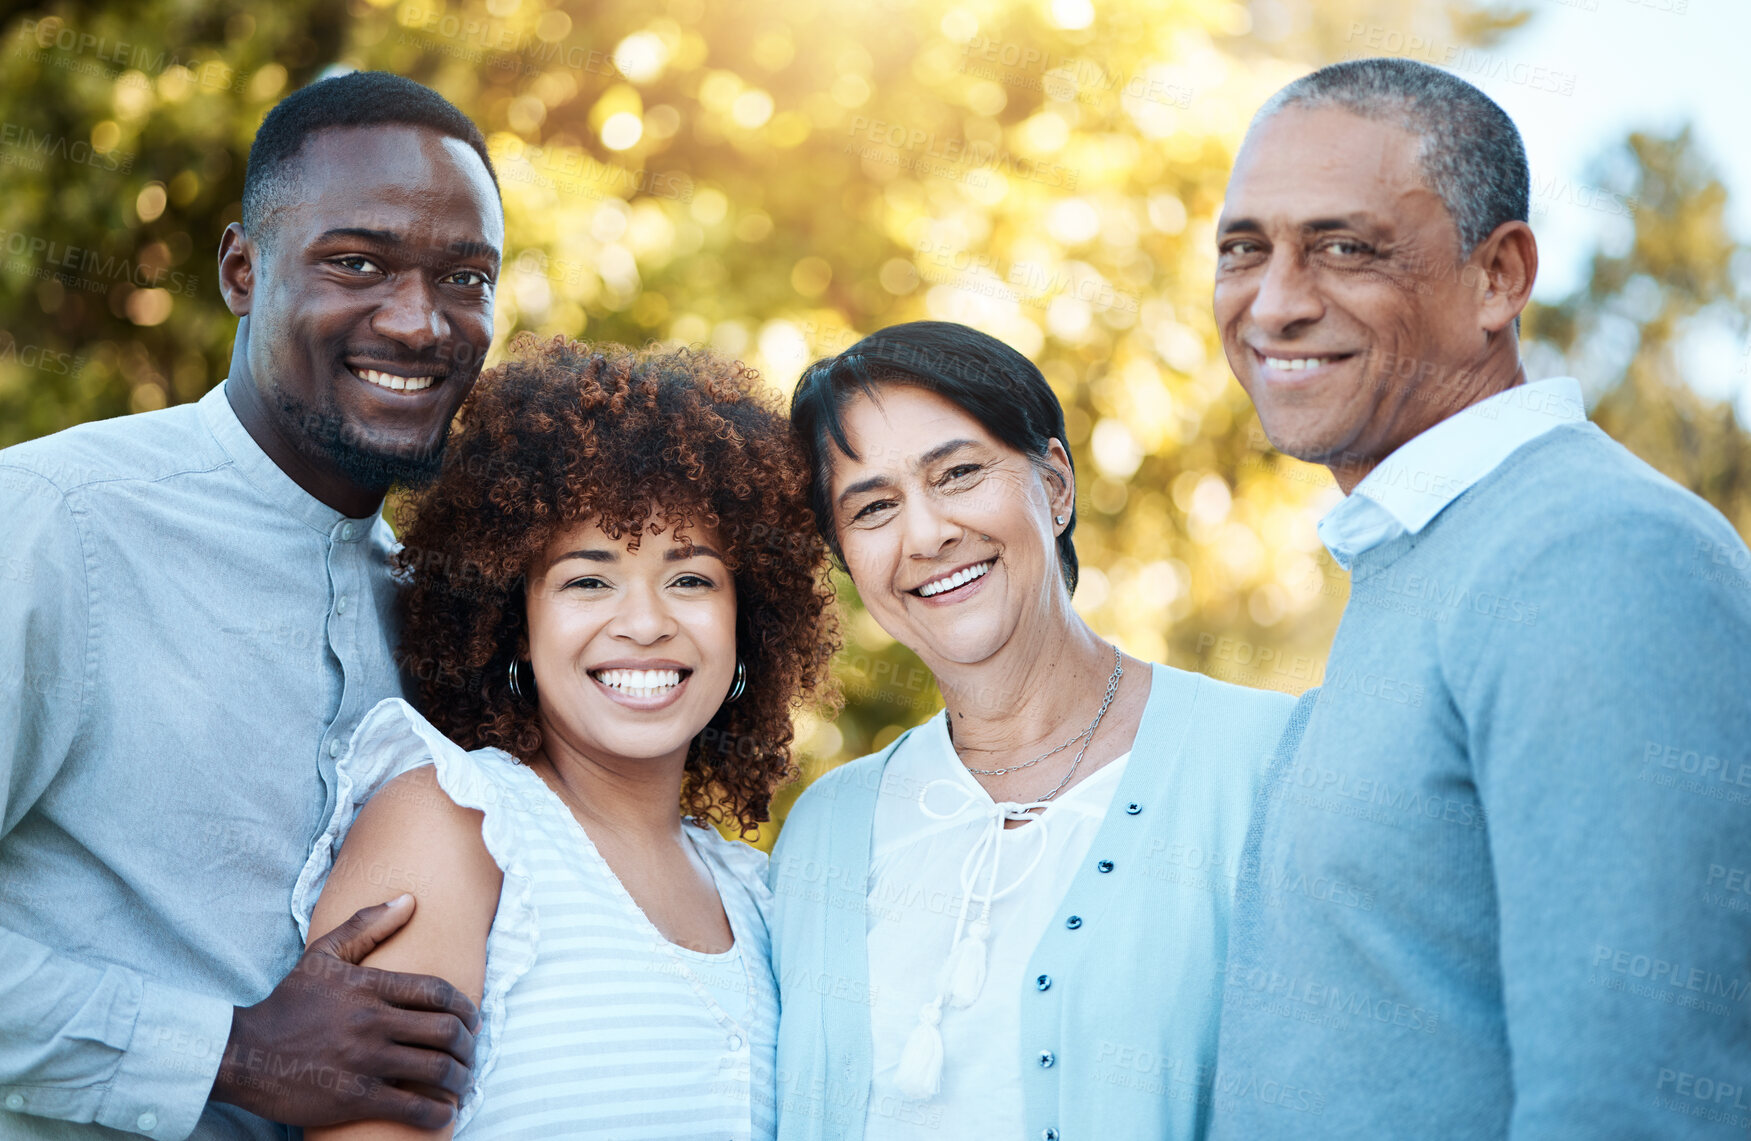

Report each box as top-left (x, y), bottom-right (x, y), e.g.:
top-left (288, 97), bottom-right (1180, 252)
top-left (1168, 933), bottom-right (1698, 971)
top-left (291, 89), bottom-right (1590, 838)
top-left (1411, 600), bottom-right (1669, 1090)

top-left (1470, 0), bottom-right (1751, 411)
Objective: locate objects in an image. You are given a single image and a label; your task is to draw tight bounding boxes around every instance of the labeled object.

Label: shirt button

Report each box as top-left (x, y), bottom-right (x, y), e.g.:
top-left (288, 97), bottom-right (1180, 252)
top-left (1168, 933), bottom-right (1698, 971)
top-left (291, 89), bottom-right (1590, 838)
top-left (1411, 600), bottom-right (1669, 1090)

top-left (1065, 915), bottom-right (1082, 930)
top-left (335, 595), bottom-right (349, 614)
top-left (1126, 802), bottom-right (1142, 815)
top-left (328, 740), bottom-right (342, 757)
top-left (5, 1093), bottom-right (23, 1110)
top-left (728, 1034), bottom-right (744, 1051)
top-left (1038, 1050), bottom-right (1055, 1067)
top-left (1035, 974), bottom-right (1052, 991)
top-left (137, 1112), bottom-right (158, 1132)
top-left (1097, 859), bottom-right (1114, 873)
top-left (340, 523), bottom-right (355, 541)
top-left (1042, 1129), bottom-right (1060, 1140)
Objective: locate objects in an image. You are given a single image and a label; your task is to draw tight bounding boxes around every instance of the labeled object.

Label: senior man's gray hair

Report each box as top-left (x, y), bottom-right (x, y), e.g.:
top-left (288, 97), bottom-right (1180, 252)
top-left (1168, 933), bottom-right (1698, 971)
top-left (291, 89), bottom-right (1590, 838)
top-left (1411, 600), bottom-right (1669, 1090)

top-left (1251, 57), bottom-right (1530, 256)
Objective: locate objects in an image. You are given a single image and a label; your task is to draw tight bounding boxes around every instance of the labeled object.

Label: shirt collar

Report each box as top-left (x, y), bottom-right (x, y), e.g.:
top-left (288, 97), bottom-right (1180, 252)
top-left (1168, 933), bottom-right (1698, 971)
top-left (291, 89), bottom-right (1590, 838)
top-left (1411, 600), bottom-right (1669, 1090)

top-left (199, 380), bottom-right (384, 536)
top-left (1318, 376), bottom-right (1586, 568)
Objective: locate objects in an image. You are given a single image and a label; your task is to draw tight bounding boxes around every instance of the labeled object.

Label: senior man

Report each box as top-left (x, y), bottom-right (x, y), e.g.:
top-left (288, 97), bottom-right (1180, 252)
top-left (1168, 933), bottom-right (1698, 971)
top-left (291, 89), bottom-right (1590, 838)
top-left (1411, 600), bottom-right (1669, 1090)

top-left (1, 72), bottom-right (502, 1137)
top-left (1207, 58), bottom-right (1751, 1139)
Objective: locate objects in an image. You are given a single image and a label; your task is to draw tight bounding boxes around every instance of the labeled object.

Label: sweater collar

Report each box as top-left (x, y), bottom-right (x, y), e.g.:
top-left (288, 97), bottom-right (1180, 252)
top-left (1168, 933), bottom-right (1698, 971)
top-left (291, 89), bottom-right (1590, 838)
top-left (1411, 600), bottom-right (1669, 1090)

top-left (1318, 376), bottom-right (1585, 569)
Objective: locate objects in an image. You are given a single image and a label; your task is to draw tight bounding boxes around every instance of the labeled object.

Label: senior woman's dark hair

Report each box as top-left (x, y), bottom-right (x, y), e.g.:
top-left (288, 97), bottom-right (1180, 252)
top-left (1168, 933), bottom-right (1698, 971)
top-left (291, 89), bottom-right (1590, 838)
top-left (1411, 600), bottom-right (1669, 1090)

top-left (790, 320), bottom-right (1078, 593)
top-left (394, 333), bottom-right (840, 836)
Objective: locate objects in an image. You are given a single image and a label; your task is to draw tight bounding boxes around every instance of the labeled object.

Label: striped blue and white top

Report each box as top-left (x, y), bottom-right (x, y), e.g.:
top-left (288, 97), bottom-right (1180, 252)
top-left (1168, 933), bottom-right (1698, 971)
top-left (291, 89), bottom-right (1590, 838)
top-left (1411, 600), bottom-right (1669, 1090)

top-left (292, 698), bottom-right (779, 1140)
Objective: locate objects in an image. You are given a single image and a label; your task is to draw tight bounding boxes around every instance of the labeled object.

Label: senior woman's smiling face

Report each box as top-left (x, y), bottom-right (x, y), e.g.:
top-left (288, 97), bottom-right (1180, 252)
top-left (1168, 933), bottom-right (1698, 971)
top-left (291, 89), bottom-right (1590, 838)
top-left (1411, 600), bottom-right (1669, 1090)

top-left (829, 383), bottom-right (1074, 667)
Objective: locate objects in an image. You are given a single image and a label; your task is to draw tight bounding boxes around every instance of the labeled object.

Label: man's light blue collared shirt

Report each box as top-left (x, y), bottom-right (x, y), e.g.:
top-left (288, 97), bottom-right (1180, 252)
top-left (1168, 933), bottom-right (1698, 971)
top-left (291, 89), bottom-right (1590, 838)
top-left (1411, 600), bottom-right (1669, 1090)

top-left (1316, 376), bottom-right (1586, 569)
top-left (0, 383), bottom-right (405, 1139)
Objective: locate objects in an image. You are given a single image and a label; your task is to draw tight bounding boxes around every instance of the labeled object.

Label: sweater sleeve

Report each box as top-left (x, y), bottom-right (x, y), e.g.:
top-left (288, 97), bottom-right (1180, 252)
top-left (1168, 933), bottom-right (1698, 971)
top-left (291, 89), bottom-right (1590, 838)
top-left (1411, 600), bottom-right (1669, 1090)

top-left (1462, 509), bottom-right (1751, 1139)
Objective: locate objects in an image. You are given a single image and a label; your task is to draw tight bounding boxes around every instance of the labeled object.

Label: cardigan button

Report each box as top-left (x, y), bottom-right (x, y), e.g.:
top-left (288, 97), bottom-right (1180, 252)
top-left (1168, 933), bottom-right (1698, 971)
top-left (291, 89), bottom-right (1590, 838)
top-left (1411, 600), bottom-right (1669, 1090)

top-left (1097, 859), bottom-right (1114, 873)
top-left (1126, 801), bottom-right (1142, 814)
top-left (1038, 1049), bottom-right (1055, 1067)
top-left (1065, 915), bottom-right (1082, 929)
top-left (1036, 974), bottom-right (1052, 991)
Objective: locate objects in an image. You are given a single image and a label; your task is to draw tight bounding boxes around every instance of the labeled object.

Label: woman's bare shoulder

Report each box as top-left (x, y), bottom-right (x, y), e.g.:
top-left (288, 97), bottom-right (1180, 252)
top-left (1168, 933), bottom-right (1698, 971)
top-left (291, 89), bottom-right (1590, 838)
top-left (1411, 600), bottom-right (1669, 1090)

top-left (307, 763), bottom-right (503, 1000)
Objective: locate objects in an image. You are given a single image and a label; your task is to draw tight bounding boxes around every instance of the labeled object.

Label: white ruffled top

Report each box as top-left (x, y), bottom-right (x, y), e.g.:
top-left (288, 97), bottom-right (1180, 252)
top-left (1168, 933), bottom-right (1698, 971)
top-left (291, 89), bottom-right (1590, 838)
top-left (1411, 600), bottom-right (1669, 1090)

top-left (291, 698), bottom-right (778, 1139)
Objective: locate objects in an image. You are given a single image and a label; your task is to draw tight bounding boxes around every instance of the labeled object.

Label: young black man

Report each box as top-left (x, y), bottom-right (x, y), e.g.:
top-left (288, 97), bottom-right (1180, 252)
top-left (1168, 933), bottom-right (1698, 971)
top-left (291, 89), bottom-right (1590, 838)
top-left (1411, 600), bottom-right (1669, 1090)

top-left (0, 70), bottom-right (504, 1139)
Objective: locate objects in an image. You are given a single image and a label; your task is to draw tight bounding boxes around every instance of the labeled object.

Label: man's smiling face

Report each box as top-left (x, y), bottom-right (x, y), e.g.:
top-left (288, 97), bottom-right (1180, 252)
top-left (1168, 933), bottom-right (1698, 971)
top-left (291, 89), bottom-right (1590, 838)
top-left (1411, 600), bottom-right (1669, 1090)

top-left (240, 124), bottom-right (502, 488)
top-left (1214, 105), bottom-right (1485, 479)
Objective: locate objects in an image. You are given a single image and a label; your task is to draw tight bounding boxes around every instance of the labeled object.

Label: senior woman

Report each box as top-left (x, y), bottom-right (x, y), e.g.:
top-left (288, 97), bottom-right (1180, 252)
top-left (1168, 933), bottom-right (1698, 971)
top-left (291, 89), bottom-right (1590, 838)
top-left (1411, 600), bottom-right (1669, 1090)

top-left (769, 320), bottom-right (1299, 1141)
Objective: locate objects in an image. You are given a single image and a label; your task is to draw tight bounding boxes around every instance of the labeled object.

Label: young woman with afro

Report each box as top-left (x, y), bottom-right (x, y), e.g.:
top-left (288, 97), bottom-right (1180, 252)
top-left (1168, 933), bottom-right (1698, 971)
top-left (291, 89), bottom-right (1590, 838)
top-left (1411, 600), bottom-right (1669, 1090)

top-left (295, 334), bottom-right (839, 1139)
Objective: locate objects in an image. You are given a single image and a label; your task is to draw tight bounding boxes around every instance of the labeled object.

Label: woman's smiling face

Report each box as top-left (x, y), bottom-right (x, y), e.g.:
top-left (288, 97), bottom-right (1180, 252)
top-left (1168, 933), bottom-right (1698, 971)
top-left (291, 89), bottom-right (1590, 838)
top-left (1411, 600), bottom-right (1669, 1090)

top-left (828, 383), bottom-right (1074, 669)
top-left (524, 512), bottom-right (738, 767)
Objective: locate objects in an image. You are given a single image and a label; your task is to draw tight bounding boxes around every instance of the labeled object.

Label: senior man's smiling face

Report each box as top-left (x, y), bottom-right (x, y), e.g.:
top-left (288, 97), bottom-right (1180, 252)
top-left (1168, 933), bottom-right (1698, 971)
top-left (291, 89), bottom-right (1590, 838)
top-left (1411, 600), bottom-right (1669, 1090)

top-left (1213, 105), bottom-right (1513, 490)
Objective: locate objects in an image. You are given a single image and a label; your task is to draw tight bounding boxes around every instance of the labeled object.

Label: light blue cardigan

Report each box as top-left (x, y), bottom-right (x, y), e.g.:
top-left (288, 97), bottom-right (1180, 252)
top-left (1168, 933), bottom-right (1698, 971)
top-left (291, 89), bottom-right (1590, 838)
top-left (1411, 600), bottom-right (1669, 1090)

top-left (767, 663), bottom-right (1300, 1141)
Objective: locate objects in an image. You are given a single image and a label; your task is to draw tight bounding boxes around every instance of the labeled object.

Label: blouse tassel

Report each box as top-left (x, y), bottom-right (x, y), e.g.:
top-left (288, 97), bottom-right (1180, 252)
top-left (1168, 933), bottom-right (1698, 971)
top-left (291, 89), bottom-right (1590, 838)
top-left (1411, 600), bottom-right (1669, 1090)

top-left (893, 998), bottom-right (945, 1100)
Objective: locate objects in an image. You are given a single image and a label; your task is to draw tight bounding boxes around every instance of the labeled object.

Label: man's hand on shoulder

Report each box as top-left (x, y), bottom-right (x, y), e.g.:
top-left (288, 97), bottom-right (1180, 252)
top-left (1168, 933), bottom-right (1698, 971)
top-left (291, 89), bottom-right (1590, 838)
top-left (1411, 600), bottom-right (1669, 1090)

top-left (210, 895), bottom-right (478, 1128)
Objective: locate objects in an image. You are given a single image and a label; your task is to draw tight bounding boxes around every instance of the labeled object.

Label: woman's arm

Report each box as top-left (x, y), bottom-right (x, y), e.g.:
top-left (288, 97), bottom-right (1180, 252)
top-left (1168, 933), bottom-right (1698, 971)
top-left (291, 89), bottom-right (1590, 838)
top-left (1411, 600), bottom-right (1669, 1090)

top-left (305, 764), bottom-right (504, 1141)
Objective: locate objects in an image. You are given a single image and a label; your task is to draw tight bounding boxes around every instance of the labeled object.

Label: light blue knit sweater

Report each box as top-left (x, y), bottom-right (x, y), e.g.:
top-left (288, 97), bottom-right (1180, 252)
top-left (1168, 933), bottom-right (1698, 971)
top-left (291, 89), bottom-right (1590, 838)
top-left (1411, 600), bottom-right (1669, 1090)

top-left (769, 663), bottom-right (1295, 1141)
top-left (1211, 422), bottom-right (1751, 1139)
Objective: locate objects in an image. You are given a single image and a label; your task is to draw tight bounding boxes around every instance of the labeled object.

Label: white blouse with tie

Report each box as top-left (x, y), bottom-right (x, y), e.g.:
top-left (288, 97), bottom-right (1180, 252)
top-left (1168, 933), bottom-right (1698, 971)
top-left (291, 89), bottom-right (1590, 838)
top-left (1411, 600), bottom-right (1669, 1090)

top-left (862, 711), bottom-right (1129, 1140)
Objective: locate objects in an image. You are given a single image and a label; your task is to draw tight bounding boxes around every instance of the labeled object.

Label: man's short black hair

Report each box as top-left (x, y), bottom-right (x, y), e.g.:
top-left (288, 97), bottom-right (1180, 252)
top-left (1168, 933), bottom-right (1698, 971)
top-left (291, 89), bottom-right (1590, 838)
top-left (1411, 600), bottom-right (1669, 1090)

top-left (241, 70), bottom-right (499, 241)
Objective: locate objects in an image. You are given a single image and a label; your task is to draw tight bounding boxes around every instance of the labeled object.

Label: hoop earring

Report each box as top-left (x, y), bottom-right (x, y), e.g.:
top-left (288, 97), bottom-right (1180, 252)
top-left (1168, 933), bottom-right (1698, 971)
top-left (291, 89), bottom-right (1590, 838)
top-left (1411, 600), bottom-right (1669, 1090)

top-left (726, 658), bottom-right (747, 702)
top-left (507, 658), bottom-right (529, 701)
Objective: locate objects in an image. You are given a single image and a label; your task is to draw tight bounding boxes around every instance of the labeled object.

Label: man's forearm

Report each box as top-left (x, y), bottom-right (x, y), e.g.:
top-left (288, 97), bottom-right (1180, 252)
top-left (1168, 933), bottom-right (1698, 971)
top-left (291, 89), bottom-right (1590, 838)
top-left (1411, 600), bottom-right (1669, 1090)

top-left (0, 926), bottom-right (233, 1137)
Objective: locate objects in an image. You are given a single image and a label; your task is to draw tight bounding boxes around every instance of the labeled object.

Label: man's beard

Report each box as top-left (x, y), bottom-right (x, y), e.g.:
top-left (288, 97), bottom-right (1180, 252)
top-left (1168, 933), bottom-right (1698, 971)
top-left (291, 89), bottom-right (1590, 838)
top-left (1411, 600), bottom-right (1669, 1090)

top-left (276, 389), bottom-right (450, 491)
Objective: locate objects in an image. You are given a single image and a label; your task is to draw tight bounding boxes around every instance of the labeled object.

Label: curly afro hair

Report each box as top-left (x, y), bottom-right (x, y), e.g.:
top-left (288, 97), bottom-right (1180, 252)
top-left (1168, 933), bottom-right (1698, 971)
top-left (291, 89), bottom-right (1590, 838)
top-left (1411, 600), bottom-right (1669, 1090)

top-left (392, 333), bottom-right (840, 836)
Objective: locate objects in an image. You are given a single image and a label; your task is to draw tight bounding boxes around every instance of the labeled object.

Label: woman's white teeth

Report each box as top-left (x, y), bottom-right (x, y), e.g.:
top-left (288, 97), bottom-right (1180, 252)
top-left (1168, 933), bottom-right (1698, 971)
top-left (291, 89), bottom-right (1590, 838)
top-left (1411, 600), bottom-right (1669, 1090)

top-left (355, 367), bottom-right (436, 392)
top-left (1264, 357), bottom-right (1329, 371)
top-left (918, 561), bottom-right (992, 598)
top-left (594, 668), bottom-right (683, 696)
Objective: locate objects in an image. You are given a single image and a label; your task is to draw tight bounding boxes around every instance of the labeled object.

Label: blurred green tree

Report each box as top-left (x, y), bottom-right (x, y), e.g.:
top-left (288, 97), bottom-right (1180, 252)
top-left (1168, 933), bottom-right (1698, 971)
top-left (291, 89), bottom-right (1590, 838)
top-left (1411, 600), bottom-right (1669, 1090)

top-left (1524, 127), bottom-right (1751, 537)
